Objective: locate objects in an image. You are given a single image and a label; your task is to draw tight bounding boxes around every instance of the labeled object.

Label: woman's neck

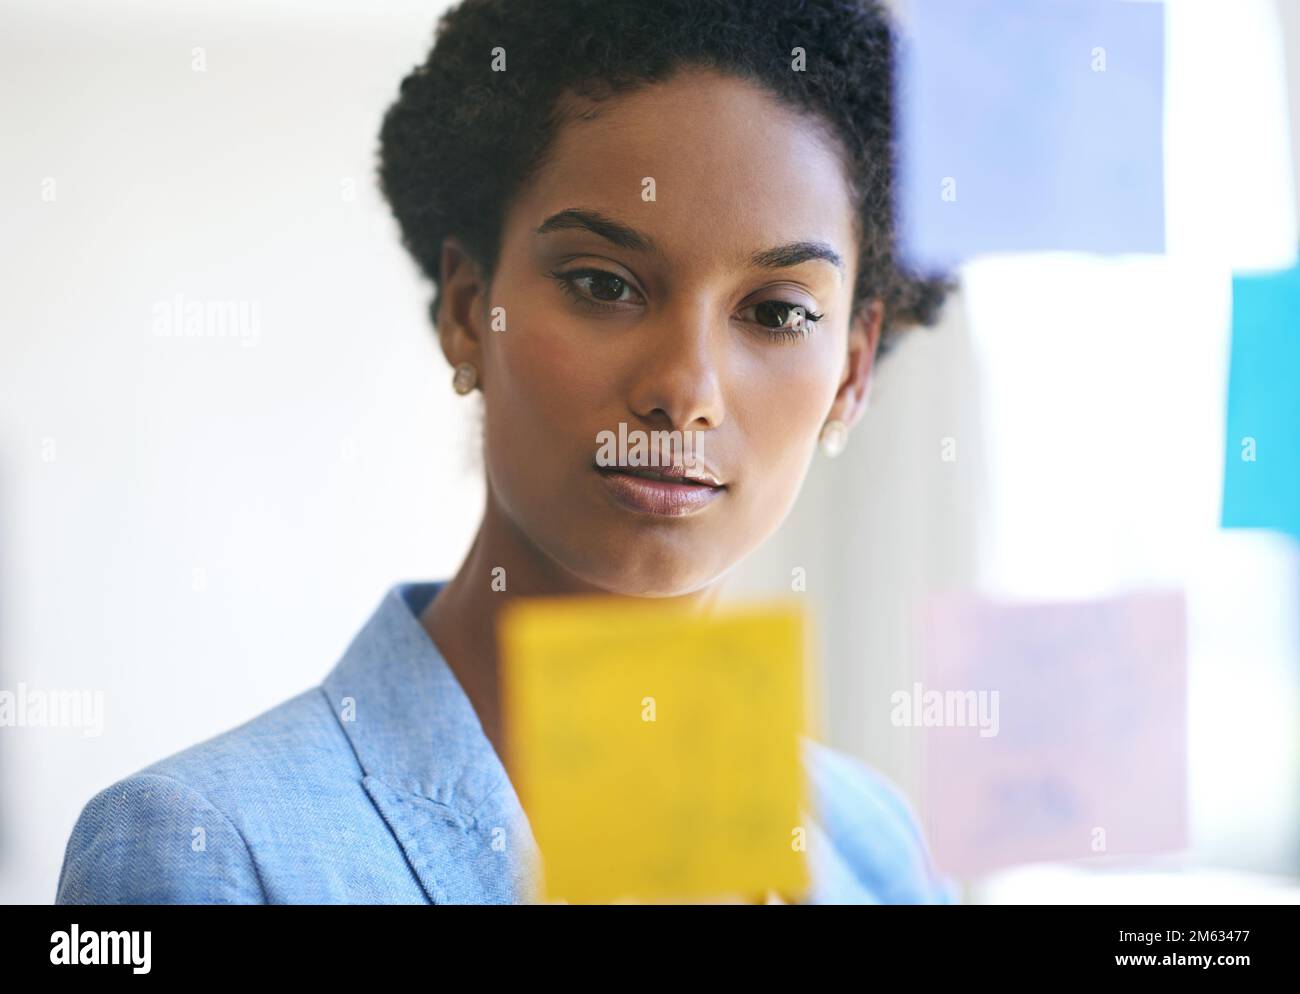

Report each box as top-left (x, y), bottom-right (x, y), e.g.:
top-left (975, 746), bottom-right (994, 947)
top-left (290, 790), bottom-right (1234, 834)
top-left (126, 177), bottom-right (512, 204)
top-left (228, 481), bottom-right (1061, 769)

top-left (419, 493), bottom-right (601, 772)
top-left (419, 489), bottom-right (723, 775)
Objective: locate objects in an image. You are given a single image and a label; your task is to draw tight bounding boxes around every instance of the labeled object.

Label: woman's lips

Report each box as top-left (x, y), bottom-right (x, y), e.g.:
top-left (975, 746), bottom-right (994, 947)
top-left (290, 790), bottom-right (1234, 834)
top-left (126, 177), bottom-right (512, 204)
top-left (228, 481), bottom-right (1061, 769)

top-left (595, 465), bottom-right (726, 517)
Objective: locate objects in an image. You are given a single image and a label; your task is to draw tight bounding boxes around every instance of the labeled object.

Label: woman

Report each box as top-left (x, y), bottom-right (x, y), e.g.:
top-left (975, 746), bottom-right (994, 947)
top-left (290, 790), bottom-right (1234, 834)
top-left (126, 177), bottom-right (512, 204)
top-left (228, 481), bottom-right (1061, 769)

top-left (56, 0), bottom-right (955, 904)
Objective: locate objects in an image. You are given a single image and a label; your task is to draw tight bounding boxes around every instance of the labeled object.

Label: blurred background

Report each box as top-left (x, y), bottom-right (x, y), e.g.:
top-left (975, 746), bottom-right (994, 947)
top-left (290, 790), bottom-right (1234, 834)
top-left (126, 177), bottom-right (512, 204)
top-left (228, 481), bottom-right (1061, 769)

top-left (2, 0), bottom-right (1298, 903)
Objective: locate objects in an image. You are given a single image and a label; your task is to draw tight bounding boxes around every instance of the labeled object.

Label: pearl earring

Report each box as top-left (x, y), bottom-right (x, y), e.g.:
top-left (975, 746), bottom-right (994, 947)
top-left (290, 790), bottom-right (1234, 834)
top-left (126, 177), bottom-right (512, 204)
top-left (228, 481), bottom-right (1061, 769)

top-left (452, 361), bottom-right (478, 395)
top-left (819, 419), bottom-right (849, 458)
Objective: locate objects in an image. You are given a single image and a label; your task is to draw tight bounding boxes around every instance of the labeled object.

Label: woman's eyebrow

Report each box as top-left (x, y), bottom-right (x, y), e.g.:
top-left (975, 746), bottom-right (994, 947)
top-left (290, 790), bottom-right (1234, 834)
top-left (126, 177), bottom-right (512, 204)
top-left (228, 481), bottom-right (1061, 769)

top-left (535, 207), bottom-right (844, 278)
top-left (536, 208), bottom-right (656, 253)
top-left (749, 241), bottom-right (845, 279)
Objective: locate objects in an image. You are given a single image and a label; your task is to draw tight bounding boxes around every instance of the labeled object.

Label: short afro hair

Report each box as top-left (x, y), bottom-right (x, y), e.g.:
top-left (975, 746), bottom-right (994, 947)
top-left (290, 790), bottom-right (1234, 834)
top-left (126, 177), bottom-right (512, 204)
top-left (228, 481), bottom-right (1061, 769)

top-left (377, 0), bottom-right (950, 359)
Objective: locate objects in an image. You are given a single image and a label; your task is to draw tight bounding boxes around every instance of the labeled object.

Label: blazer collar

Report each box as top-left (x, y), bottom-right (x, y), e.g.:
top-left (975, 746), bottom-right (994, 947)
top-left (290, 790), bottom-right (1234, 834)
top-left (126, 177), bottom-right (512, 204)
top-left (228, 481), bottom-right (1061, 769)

top-left (321, 581), bottom-right (876, 905)
top-left (321, 580), bottom-right (540, 904)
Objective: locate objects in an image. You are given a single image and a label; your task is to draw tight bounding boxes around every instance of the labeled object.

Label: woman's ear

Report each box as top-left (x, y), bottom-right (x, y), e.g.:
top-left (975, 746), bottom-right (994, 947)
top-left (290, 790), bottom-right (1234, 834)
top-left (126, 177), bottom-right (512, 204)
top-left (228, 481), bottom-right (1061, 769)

top-left (827, 298), bottom-right (883, 430)
top-left (435, 236), bottom-right (490, 383)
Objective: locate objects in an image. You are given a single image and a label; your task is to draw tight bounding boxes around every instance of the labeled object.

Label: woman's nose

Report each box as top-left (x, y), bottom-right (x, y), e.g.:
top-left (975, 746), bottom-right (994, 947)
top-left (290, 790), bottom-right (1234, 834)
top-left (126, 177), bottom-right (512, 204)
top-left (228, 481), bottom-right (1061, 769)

top-left (624, 304), bottom-right (727, 431)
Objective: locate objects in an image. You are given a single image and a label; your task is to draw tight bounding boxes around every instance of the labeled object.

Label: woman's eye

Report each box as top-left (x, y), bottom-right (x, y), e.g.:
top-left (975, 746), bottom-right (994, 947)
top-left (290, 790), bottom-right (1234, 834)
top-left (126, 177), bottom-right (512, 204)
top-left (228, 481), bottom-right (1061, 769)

top-left (744, 300), bottom-right (825, 341)
top-left (549, 268), bottom-right (641, 310)
top-left (550, 270), bottom-right (822, 341)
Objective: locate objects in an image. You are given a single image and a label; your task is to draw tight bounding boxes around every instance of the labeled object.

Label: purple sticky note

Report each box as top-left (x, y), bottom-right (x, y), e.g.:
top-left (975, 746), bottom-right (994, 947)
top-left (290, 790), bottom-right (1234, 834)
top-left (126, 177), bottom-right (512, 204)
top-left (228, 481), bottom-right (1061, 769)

top-left (915, 590), bottom-right (1187, 878)
top-left (896, 0), bottom-right (1166, 269)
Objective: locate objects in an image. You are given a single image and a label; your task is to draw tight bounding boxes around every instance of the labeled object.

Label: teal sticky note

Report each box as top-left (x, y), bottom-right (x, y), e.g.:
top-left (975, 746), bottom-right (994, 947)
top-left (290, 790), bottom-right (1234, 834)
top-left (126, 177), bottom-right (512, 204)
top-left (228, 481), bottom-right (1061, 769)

top-left (1222, 263), bottom-right (1300, 541)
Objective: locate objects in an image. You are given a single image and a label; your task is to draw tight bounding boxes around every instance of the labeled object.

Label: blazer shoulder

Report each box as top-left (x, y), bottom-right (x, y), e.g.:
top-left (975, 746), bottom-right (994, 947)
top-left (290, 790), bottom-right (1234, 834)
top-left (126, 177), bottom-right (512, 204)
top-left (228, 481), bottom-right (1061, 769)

top-left (134, 686), bottom-right (356, 804)
top-left (55, 771), bottom-right (266, 904)
top-left (57, 685), bottom-right (358, 904)
top-left (803, 739), bottom-right (960, 904)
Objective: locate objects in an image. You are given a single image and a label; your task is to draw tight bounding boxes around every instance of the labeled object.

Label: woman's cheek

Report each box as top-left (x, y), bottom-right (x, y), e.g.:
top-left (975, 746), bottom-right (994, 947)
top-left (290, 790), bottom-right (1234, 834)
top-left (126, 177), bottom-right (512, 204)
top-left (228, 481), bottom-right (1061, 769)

top-left (495, 312), bottom-right (609, 424)
top-left (747, 364), bottom-right (833, 463)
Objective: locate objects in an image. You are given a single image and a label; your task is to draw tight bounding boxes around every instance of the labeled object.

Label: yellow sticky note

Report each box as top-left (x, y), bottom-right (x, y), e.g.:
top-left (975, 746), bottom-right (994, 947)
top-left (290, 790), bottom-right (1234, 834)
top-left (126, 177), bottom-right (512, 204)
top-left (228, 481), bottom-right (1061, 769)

top-left (499, 595), bottom-right (812, 904)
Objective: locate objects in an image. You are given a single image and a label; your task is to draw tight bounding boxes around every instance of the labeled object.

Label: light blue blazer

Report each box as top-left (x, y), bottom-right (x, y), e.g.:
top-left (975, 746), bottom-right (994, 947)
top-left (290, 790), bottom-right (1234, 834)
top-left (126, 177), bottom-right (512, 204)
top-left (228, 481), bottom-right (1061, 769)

top-left (56, 581), bottom-right (958, 904)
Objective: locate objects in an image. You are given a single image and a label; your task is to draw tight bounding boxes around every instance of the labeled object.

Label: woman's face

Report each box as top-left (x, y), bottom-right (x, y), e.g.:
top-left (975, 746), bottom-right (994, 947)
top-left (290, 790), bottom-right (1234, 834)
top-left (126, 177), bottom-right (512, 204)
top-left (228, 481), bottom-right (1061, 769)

top-left (440, 66), bottom-right (879, 597)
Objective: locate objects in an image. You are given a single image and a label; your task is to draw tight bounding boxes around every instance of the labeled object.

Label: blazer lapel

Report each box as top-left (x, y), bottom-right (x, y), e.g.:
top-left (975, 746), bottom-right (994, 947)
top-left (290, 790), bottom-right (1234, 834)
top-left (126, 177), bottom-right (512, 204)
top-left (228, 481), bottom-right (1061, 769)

top-left (321, 582), bottom-right (541, 904)
top-left (360, 773), bottom-right (540, 904)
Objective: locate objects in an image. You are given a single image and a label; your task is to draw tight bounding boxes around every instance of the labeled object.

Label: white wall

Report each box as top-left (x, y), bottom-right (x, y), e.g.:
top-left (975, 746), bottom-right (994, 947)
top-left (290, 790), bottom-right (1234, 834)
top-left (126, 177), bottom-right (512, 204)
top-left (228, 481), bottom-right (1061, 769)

top-left (0, 0), bottom-right (485, 903)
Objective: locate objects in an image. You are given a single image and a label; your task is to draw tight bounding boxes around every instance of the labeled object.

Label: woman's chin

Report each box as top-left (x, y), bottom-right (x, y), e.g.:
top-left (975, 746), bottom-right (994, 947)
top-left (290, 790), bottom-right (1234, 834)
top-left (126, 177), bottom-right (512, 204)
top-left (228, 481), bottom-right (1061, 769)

top-left (560, 549), bottom-right (726, 600)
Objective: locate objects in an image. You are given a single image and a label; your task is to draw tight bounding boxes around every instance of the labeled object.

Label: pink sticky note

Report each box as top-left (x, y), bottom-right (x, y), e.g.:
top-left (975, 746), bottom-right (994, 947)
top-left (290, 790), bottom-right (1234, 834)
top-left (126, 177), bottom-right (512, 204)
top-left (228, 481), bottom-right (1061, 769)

top-left (916, 591), bottom-right (1187, 878)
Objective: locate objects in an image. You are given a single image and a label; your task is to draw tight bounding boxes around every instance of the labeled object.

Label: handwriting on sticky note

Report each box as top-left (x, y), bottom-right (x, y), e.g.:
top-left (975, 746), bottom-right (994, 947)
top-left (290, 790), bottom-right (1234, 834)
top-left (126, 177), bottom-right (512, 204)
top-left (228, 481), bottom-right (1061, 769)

top-left (499, 595), bottom-right (811, 904)
top-left (919, 590), bottom-right (1188, 878)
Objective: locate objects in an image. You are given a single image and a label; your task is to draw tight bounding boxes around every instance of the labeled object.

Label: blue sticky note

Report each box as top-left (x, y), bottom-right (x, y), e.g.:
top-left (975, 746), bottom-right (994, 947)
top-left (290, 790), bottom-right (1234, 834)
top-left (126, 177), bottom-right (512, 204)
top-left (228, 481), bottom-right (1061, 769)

top-left (1222, 264), bottom-right (1300, 542)
top-left (897, 0), bottom-right (1166, 270)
